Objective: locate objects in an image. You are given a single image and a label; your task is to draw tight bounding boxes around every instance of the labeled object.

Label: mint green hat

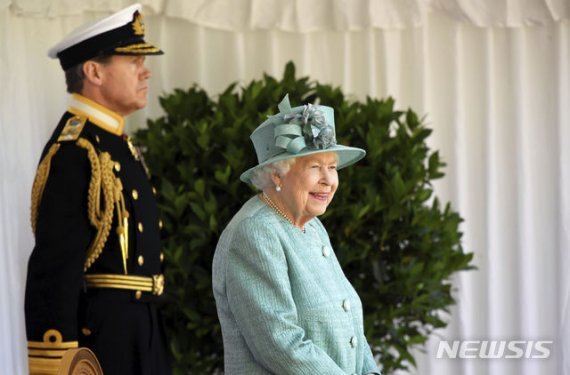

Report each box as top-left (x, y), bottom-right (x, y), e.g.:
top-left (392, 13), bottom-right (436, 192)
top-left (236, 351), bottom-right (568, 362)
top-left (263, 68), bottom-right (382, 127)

top-left (240, 94), bottom-right (366, 184)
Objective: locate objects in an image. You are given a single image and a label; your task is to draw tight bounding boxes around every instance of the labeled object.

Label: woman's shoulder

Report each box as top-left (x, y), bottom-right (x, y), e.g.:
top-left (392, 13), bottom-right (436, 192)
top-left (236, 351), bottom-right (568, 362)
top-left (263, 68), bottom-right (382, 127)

top-left (220, 196), bottom-right (284, 238)
top-left (233, 195), bottom-right (277, 221)
top-left (234, 208), bottom-right (287, 239)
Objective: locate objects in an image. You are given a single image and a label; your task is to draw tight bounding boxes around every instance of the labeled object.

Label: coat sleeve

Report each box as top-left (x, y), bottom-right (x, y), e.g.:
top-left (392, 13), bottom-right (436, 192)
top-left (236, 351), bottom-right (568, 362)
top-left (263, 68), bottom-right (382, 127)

top-left (25, 143), bottom-right (93, 374)
top-left (362, 338), bottom-right (381, 374)
top-left (225, 219), bottom-right (347, 374)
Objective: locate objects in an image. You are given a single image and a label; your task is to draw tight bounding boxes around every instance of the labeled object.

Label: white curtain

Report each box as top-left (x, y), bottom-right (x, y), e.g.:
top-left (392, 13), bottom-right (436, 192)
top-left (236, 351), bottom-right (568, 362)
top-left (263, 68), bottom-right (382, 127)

top-left (0, 1), bottom-right (568, 374)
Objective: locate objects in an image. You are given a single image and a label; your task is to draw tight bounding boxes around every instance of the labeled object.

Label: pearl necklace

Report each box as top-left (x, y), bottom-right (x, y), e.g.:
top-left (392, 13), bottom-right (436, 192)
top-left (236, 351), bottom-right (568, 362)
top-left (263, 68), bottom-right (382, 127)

top-left (261, 192), bottom-right (305, 233)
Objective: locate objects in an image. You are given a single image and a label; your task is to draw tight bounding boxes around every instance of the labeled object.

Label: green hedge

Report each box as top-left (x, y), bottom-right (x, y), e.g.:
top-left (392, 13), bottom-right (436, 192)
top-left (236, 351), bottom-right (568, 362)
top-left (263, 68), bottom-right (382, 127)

top-left (134, 62), bottom-right (474, 374)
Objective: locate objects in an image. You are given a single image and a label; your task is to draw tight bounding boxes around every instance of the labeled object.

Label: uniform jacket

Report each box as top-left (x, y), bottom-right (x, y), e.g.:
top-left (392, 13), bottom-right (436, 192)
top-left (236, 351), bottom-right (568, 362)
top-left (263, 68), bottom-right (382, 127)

top-left (25, 94), bottom-right (167, 374)
top-left (212, 196), bottom-right (381, 375)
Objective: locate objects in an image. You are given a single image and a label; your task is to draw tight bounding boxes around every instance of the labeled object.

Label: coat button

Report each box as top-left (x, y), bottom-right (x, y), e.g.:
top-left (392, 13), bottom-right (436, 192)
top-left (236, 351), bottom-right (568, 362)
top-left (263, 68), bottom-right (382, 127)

top-left (160, 251), bottom-right (164, 263)
top-left (135, 290), bottom-right (142, 300)
top-left (342, 299), bottom-right (351, 311)
top-left (132, 189), bottom-right (139, 200)
top-left (350, 336), bottom-right (357, 348)
top-left (322, 245), bottom-right (330, 257)
top-left (114, 162), bottom-right (121, 172)
top-left (152, 187), bottom-right (157, 195)
top-left (81, 328), bottom-right (92, 336)
top-left (138, 255), bottom-right (144, 266)
top-left (138, 222), bottom-right (144, 233)
top-left (159, 220), bottom-right (163, 229)
top-left (95, 135), bottom-right (100, 144)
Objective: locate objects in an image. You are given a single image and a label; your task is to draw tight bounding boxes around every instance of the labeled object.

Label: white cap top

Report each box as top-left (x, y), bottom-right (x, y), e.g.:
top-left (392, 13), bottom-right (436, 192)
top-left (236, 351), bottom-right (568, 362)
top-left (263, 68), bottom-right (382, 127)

top-left (48, 3), bottom-right (141, 58)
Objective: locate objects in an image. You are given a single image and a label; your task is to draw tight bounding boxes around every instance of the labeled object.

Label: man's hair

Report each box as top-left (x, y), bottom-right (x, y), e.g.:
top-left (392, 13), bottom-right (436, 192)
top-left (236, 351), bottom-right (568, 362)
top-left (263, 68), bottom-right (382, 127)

top-left (64, 55), bottom-right (112, 94)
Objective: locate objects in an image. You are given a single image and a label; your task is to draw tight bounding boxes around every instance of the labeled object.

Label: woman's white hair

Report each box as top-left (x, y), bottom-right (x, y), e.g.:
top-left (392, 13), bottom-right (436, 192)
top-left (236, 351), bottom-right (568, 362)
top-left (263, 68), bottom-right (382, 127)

top-left (250, 158), bottom-right (297, 191)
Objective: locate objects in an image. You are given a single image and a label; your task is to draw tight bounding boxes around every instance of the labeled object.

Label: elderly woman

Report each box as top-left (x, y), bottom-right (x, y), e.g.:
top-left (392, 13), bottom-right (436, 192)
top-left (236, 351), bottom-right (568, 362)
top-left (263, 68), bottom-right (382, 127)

top-left (212, 95), bottom-right (381, 375)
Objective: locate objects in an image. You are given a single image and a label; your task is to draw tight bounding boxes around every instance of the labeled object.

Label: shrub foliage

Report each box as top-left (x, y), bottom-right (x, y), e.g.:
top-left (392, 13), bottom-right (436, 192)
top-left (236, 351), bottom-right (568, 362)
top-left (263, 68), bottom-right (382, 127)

top-left (134, 62), bottom-right (474, 374)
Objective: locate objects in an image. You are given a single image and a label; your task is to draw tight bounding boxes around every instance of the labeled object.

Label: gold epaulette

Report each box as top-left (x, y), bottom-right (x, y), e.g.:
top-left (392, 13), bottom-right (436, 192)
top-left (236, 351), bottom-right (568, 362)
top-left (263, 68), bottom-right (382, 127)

top-left (57, 115), bottom-right (87, 142)
top-left (28, 329), bottom-right (78, 375)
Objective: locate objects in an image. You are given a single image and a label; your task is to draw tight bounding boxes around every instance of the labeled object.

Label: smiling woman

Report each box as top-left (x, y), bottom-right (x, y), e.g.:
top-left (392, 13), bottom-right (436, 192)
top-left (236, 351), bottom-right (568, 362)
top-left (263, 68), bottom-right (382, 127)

top-left (267, 152), bottom-right (339, 229)
top-left (212, 95), bottom-right (380, 374)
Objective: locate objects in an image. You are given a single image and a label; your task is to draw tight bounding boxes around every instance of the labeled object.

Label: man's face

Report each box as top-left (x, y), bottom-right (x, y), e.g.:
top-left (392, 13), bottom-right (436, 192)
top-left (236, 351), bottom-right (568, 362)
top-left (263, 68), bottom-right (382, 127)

top-left (96, 55), bottom-right (151, 116)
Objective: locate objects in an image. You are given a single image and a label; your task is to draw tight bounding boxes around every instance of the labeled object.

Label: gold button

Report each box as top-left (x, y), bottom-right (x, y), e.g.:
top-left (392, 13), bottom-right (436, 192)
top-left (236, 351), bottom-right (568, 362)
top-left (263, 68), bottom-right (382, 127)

top-left (95, 135), bottom-right (100, 144)
top-left (135, 290), bottom-right (142, 300)
top-left (132, 189), bottom-right (139, 200)
top-left (159, 220), bottom-right (163, 229)
top-left (114, 162), bottom-right (121, 172)
top-left (138, 255), bottom-right (144, 266)
top-left (81, 328), bottom-right (92, 336)
top-left (160, 251), bottom-right (164, 262)
top-left (138, 222), bottom-right (144, 232)
top-left (152, 187), bottom-right (157, 195)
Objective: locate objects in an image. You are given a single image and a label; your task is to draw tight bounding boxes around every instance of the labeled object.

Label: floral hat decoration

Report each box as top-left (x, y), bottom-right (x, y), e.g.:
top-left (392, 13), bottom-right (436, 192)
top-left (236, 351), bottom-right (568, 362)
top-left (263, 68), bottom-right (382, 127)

top-left (240, 94), bottom-right (366, 184)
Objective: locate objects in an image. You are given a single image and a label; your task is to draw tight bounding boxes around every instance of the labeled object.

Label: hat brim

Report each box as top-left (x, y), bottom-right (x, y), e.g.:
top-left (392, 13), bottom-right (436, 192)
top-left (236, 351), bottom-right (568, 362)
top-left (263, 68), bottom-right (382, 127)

top-left (240, 145), bottom-right (366, 184)
top-left (112, 41), bottom-right (163, 55)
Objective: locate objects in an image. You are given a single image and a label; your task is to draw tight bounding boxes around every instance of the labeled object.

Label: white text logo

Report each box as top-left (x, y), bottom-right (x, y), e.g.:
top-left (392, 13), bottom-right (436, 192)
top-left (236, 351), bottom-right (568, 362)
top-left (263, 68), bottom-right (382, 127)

top-left (436, 340), bottom-right (553, 359)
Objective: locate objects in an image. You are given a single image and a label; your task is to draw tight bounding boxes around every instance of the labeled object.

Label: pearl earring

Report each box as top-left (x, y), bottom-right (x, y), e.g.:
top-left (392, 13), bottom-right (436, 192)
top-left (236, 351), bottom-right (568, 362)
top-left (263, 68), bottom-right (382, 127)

top-left (276, 185), bottom-right (282, 192)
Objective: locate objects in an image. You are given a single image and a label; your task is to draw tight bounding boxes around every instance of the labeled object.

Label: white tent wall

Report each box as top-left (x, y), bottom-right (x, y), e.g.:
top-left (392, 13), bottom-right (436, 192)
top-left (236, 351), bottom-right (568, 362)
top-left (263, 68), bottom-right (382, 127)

top-left (0, 1), bottom-right (568, 374)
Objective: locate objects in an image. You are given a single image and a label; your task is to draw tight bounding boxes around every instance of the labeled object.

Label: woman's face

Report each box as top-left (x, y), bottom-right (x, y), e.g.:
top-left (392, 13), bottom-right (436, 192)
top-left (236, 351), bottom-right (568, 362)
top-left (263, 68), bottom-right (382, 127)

top-left (276, 152), bottom-right (339, 224)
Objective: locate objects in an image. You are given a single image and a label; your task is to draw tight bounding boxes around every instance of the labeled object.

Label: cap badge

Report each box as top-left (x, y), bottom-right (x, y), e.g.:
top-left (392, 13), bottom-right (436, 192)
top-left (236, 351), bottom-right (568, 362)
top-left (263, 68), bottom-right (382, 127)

top-left (132, 12), bottom-right (145, 36)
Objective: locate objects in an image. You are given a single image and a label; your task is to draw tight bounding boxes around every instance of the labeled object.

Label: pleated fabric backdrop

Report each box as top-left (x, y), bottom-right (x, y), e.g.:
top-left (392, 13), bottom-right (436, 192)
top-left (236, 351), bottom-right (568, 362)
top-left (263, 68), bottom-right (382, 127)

top-left (1, 1), bottom-right (568, 374)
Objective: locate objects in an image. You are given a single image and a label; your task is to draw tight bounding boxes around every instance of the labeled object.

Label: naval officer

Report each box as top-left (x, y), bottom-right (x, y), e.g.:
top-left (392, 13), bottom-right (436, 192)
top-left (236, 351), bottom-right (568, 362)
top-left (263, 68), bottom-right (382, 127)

top-left (25, 3), bottom-right (171, 374)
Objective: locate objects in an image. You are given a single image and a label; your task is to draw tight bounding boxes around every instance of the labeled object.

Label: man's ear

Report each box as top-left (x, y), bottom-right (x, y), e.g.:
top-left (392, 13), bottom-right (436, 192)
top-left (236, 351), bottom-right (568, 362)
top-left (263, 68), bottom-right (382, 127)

top-left (82, 60), bottom-right (104, 86)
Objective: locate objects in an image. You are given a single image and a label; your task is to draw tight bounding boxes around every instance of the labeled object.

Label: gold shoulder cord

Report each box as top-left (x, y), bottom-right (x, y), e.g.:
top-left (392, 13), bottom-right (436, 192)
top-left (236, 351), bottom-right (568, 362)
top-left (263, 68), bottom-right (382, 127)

top-left (31, 143), bottom-right (61, 234)
top-left (30, 136), bottom-right (130, 274)
top-left (76, 138), bottom-right (129, 273)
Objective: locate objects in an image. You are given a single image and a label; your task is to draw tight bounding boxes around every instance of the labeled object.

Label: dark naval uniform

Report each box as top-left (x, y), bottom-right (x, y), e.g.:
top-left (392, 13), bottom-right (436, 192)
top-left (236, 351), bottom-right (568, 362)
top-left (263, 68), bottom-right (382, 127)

top-left (25, 94), bottom-right (171, 375)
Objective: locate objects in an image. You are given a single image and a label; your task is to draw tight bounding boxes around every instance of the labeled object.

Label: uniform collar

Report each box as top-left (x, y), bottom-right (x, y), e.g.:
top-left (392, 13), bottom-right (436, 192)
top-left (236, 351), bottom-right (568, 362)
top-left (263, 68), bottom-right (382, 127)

top-left (69, 93), bottom-right (124, 136)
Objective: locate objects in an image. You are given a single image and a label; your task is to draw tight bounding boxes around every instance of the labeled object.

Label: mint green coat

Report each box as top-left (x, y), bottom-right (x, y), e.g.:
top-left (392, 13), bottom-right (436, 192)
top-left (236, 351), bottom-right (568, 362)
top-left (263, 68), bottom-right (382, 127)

top-left (212, 197), bottom-right (381, 374)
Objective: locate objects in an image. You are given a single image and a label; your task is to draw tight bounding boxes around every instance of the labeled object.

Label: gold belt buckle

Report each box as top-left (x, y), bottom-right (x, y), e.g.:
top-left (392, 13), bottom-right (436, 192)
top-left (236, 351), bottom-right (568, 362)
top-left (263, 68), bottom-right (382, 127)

top-left (152, 274), bottom-right (165, 296)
